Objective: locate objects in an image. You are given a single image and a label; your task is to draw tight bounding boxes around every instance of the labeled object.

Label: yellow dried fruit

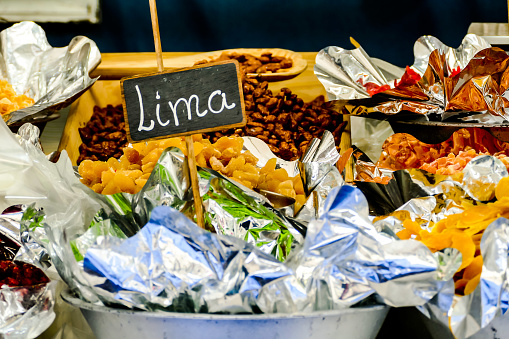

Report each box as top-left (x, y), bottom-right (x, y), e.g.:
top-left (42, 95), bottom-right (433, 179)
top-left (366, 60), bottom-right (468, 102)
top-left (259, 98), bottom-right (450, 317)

top-left (77, 135), bottom-right (307, 211)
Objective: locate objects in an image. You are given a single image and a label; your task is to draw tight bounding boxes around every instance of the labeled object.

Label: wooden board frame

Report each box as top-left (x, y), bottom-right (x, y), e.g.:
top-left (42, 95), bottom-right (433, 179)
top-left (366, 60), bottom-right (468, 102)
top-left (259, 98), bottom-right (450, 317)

top-left (120, 59), bottom-right (246, 144)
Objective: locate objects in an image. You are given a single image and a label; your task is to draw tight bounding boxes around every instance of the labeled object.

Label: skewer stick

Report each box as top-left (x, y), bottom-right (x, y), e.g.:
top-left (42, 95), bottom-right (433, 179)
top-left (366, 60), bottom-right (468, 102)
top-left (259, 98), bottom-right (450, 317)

top-left (148, 0), bottom-right (205, 228)
top-left (339, 115), bottom-right (354, 183)
top-left (149, 0), bottom-right (164, 73)
top-left (185, 136), bottom-right (205, 228)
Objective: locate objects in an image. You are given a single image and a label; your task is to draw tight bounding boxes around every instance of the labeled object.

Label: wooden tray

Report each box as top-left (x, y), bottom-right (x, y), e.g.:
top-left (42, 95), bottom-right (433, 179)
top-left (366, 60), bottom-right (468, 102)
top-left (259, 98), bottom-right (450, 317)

top-left (91, 49), bottom-right (307, 81)
top-left (175, 48), bottom-right (308, 81)
top-left (57, 80), bottom-right (122, 165)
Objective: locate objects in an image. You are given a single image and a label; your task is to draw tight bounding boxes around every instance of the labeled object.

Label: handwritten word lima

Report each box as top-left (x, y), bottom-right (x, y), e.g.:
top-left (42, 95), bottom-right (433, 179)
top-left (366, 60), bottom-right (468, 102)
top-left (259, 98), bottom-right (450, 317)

top-left (135, 85), bottom-right (236, 132)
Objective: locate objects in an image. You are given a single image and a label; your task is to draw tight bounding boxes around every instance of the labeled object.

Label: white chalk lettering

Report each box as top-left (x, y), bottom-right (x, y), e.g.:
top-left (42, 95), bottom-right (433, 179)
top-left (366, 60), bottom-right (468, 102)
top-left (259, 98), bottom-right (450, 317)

top-left (168, 100), bottom-right (180, 127)
top-left (222, 92), bottom-right (236, 110)
top-left (208, 90), bottom-right (236, 114)
top-left (135, 85), bottom-right (154, 132)
top-left (155, 91), bottom-right (169, 126)
top-left (168, 95), bottom-right (208, 123)
top-left (133, 86), bottom-right (236, 132)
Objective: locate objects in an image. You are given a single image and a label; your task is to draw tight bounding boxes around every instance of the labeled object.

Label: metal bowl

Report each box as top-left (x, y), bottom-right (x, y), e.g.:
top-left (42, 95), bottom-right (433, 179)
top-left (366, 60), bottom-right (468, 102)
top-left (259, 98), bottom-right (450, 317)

top-left (61, 289), bottom-right (389, 339)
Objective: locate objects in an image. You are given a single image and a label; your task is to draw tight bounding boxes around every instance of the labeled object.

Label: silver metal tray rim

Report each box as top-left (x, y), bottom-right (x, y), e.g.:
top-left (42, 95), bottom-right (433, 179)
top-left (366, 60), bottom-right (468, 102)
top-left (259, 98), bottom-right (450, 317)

top-left (61, 288), bottom-right (387, 320)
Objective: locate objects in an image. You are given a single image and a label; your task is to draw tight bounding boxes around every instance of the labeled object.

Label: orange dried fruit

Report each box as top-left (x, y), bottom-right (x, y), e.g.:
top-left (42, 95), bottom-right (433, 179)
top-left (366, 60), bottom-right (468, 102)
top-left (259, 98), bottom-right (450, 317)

top-left (402, 219), bottom-right (422, 235)
top-left (463, 255), bottom-right (483, 280)
top-left (397, 229), bottom-right (413, 240)
top-left (450, 232), bottom-right (476, 271)
top-left (464, 274), bottom-right (481, 295)
top-left (454, 278), bottom-right (469, 292)
top-left (496, 177), bottom-right (509, 200)
top-left (270, 168), bottom-right (289, 182)
top-left (141, 148), bottom-right (163, 165)
top-left (113, 172), bottom-right (135, 194)
top-left (193, 141), bottom-right (204, 156)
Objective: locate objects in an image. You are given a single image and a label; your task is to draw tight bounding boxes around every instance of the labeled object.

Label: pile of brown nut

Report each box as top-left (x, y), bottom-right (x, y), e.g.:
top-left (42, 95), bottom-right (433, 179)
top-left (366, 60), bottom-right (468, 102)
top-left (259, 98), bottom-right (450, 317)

top-left (203, 77), bottom-right (346, 161)
top-left (77, 104), bottom-right (128, 164)
top-left (196, 52), bottom-right (293, 74)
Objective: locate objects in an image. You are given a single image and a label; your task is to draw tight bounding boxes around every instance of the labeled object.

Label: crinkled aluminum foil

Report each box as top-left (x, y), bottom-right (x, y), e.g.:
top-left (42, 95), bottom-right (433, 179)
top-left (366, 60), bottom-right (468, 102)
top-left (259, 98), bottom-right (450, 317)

top-left (0, 281), bottom-right (56, 339)
top-left (314, 34), bottom-right (509, 123)
top-left (0, 117), bottom-right (481, 327)
top-left (448, 217), bottom-right (509, 338)
top-left (16, 123), bottom-right (42, 151)
top-left (0, 213), bottom-right (21, 261)
top-left (202, 170), bottom-right (303, 261)
top-left (0, 21), bottom-right (100, 125)
top-left (0, 209), bottom-right (55, 338)
top-left (462, 154), bottom-right (508, 202)
top-left (80, 185), bottom-right (457, 314)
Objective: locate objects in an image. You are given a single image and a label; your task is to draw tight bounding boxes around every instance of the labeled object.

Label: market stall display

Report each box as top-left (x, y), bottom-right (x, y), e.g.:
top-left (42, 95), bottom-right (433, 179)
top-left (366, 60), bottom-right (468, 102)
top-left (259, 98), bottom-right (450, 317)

top-left (6, 1), bottom-right (509, 336)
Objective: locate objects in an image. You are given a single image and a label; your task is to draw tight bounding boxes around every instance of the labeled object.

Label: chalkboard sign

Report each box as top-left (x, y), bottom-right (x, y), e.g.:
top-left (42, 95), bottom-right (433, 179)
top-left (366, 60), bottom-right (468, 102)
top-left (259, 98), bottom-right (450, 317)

top-left (121, 60), bottom-right (246, 142)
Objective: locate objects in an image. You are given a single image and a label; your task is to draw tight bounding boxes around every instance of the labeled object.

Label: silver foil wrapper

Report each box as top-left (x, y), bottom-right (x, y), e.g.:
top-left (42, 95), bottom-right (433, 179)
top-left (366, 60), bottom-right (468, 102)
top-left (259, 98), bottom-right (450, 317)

top-left (1, 21), bottom-right (100, 125)
top-left (16, 123), bottom-right (42, 151)
top-left (0, 281), bottom-right (56, 339)
top-left (462, 154), bottom-right (508, 202)
top-left (80, 185), bottom-right (455, 314)
top-left (314, 34), bottom-right (509, 123)
top-left (449, 217), bottom-right (509, 338)
top-left (0, 211), bottom-right (55, 337)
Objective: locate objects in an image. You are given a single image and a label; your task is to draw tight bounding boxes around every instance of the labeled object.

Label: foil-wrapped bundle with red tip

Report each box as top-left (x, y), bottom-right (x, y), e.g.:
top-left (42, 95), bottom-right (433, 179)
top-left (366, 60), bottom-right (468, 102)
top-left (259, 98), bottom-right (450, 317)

top-left (314, 34), bottom-right (509, 123)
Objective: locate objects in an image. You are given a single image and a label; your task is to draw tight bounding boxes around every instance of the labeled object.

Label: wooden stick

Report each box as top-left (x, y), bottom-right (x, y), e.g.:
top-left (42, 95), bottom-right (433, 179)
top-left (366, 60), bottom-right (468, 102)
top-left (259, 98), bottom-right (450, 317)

top-left (148, 0), bottom-right (205, 228)
top-left (185, 135), bottom-right (205, 228)
top-left (149, 0), bottom-right (164, 73)
top-left (339, 115), bottom-right (354, 183)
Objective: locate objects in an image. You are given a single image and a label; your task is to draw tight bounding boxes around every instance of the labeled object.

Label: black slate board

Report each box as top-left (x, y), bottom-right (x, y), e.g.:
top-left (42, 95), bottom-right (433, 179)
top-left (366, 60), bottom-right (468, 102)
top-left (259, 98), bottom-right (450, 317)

top-left (121, 60), bottom-right (246, 142)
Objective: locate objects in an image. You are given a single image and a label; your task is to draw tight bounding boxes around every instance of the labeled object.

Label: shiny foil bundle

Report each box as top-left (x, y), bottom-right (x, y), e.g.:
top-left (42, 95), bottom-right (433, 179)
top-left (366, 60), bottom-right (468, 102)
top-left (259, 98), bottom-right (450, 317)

top-left (0, 211), bottom-right (55, 339)
top-left (80, 185), bottom-right (456, 314)
top-left (0, 21), bottom-right (101, 125)
top-left (314, 34), bottom-right (509, 123)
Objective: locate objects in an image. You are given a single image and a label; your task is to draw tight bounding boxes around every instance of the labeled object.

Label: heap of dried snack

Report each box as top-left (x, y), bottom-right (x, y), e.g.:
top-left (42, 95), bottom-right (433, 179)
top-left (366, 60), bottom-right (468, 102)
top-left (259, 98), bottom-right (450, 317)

top-left (78, 135), bottom-right (306, 210)
top-left (397, 177), bottom-right (509, 295)
top-left (77, 104), bottom-right (128, 164)
top-left (378, 129), bottom-right (509, 175)
top-left (204, 78), bottom-right (346, 160)
top-left (0, 79), bottom-right (34, 117)
top-left (196, 52), bottom-right (292, 74)
top-left (0, 260), bottom-right (49, 287)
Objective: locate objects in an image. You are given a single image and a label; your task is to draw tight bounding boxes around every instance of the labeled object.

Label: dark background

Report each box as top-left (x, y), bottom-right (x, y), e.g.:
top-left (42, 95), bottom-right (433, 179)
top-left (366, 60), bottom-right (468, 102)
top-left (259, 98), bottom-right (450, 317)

top-left (0, 0), bottom-right (506, 67)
